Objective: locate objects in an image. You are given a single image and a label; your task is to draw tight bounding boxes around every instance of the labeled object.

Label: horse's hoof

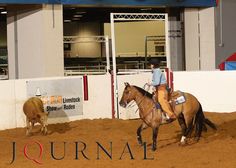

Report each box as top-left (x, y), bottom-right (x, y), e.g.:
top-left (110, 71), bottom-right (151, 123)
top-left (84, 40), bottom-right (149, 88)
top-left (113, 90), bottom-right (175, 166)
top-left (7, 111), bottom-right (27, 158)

top-left (194, 137), bottom-right (200, 142)
top-left (42, 130), bottom-right (47, 135)
top-left (152, 147), bottom-right (156, 151)
top-left (138, 141), bottom-right (144, 146)
top-left (26, 131), bottom-right (31, 137)
top-left (179, 141), bottom-right (187, 146)
top-left (137, 138), bottom-right (143, 146)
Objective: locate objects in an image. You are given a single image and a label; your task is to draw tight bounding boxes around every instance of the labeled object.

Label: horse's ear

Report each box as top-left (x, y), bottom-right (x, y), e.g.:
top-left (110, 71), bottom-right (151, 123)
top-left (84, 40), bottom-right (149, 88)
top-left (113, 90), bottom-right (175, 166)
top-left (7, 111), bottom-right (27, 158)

top-left (124, 82), bottom-right (130, 87)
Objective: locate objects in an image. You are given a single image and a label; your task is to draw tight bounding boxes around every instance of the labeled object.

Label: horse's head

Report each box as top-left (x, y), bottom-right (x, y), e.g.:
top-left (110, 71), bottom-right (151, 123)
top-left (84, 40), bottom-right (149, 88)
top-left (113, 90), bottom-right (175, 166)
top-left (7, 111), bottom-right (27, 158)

top-left (119, 82), bottom-right (136, 108)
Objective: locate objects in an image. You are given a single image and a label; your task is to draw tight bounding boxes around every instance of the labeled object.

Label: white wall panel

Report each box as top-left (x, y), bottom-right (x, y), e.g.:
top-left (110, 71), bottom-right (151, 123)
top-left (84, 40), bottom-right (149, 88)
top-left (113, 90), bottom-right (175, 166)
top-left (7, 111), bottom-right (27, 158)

top-left (83, 74), bottom-right (112, 119)
top-left (0, 80), bottom-right (17, 129)
top-left (0, 75), bottom-right (112, 130)
top-left (0, 71), bottom-right (235, 130)
top-left (174, 71), bottom-right (236, 112)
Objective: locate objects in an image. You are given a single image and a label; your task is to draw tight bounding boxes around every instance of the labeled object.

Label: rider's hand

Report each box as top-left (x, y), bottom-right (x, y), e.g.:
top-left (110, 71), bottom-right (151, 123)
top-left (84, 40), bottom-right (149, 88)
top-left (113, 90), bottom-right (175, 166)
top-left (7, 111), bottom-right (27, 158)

top-left (146, 82), bottom-right (151, 87)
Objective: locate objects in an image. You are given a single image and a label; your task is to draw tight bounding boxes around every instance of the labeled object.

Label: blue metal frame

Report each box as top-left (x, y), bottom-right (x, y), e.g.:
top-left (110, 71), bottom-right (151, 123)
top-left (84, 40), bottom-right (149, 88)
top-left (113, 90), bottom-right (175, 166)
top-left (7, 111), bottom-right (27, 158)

top-left (0, 0), bottom-right (60, 4)
top-left (61, 0), bottom-right (216, 7)
top-left (0, 0), bottom-right (216, 6)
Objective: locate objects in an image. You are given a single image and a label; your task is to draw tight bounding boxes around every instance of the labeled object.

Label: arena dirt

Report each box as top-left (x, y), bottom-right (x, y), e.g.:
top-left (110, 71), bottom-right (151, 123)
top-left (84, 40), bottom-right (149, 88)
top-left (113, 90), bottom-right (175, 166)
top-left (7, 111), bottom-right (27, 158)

top-left (0, 112), bottom-right (236, 168)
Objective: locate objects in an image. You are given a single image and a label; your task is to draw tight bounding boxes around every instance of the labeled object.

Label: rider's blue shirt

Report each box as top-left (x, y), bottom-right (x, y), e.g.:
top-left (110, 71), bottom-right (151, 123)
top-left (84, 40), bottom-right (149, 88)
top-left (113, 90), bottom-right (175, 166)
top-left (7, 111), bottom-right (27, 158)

top-left (151, 68), bottom-right (167, 86)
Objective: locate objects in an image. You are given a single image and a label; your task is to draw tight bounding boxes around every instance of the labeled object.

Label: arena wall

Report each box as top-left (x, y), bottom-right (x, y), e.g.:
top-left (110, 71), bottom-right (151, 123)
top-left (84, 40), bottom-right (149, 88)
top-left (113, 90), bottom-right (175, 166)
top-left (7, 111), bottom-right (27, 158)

top-left (0, 80), bottom-right (16, 130)
top-left (0, 75), bottom-right (112, 130)
top-left (174, 71), bottom-right (236, 113)
top-left (0, 71), bottom-right (236, 130)
top-left (118, 70), bottom-right (236, 119)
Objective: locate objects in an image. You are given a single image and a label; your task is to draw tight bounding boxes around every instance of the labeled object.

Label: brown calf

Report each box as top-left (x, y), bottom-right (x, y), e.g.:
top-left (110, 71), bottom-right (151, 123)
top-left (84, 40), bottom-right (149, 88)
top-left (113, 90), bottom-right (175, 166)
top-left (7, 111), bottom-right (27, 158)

top-left (23, 97), bottom-right (48, 136)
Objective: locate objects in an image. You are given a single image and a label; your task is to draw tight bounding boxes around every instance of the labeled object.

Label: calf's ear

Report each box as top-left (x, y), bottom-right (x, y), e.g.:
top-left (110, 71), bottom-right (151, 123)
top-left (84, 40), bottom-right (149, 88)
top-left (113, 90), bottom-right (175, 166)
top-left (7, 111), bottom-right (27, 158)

top-left (124, 82), bottom-right (130, 87)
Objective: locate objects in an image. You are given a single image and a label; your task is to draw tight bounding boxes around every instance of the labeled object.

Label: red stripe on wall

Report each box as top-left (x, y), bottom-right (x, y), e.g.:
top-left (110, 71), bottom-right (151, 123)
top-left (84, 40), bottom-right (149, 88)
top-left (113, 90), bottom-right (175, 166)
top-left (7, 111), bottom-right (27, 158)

top-left (165, 68), bottom-right (169, 87)
top-left (83, 75), bottom-right (88, 101)
top-left (111, 73), bottom-right (115, 119)
top-left (170, 71), bottom-right (174, 91)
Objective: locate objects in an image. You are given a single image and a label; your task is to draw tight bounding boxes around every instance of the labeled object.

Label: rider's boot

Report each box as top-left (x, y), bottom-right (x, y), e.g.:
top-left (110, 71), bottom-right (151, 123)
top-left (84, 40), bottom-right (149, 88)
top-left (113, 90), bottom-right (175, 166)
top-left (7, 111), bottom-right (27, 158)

top-left (166, 113), bottom-right (176, 123)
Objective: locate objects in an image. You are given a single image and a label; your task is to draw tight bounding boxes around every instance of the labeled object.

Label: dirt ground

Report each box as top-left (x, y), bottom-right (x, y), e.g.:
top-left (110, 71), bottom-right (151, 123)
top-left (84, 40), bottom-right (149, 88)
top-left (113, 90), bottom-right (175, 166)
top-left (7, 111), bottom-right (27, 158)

top-left (0, 112), bottom-right (236, 168)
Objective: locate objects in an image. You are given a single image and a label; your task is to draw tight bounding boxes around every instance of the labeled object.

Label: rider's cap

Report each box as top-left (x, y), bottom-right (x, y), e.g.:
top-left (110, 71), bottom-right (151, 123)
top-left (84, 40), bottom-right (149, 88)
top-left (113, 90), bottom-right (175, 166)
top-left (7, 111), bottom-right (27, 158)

top-left (149, 58), bottom-right (160, 66)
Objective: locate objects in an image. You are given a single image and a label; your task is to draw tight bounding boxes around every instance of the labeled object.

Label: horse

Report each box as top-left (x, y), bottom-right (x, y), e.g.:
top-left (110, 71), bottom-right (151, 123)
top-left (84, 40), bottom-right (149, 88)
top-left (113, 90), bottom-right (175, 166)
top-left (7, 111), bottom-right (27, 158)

top-left (119, 82), bottom-right (216, 151)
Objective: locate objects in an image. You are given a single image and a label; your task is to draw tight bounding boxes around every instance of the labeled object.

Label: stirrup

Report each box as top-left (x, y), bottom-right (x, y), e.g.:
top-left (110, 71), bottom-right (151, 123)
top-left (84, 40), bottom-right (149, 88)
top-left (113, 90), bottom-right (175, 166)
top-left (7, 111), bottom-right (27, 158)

top-left (161, 113), bottom-right (175, 124)
top-left (165, 118), bottom-right (175, 123)
top-left (161, 113), bottom-right (169, 124)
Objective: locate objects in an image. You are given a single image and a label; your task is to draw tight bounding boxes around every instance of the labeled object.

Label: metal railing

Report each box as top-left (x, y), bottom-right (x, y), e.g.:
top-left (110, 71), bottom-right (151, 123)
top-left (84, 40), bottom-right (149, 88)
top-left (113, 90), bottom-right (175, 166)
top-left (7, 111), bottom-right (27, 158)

top-left (117, 51), bottom-right (165, 57)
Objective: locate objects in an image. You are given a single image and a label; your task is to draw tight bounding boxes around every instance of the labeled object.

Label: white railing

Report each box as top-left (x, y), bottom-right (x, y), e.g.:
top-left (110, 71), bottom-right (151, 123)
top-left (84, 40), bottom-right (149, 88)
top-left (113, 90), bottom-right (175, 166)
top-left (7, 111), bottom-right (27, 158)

top-left (117, 51), bottom-right (165, 57)
top-left (64, 65), bottom-right (107, 76)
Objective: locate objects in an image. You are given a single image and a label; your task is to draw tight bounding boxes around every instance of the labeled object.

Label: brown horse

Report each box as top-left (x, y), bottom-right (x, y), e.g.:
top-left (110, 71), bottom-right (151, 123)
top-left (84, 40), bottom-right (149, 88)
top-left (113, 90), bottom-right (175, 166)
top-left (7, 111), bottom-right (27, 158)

top-left (119, 83), bottom-right (216, 151)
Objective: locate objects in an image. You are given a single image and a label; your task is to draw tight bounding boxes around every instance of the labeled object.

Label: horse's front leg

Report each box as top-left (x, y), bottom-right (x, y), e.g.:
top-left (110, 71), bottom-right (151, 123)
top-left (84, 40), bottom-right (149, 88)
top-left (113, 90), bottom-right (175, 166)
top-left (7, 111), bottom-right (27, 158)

top-left (152, 127), bottom-right (159, 151)
top-left (41, 125), bottom-right (48, 135)
top-left (26, 118), bottom-right (30, 136)
top-left (137, 122), bottom-right (148, 146)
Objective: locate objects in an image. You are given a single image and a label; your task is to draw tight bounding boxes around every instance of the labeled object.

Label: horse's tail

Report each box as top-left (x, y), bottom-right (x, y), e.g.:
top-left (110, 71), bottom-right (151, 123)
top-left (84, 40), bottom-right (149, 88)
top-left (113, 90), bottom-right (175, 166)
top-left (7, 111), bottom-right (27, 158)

top-left (194, 103), bottom-right (217, 139)
top-left (204, 118), bottom-right (217, 130)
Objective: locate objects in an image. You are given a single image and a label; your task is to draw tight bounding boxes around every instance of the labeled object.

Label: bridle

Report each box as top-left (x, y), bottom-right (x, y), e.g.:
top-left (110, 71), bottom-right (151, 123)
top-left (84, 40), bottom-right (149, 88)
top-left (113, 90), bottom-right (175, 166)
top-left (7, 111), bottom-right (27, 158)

top-left (123, 84), bottom-right (160, 122)
top-left (126, 84), bottom-right (151, 113)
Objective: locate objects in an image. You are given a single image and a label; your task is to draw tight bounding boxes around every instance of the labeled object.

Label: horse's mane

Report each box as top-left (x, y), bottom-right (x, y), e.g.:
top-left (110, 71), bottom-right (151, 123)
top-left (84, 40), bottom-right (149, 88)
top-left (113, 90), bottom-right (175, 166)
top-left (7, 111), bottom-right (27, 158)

top-left (133, 85), bottom-right (153, 99)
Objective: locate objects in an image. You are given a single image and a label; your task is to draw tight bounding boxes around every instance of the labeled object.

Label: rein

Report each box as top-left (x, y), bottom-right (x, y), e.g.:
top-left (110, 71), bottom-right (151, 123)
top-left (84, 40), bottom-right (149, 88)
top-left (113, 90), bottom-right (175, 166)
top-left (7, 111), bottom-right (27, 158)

top-left (127, 84), bottom-right (161, 122)
top-left (127, 84), bottom-right (150, 110)
top-left (133, 84), bottom-right (151, 114)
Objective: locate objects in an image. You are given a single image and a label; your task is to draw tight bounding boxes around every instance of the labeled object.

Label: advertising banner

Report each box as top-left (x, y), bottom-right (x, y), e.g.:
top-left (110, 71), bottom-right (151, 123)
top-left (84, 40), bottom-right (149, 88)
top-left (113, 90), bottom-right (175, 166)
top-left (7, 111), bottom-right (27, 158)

top-left (26, 77), bottom-right (83, 118)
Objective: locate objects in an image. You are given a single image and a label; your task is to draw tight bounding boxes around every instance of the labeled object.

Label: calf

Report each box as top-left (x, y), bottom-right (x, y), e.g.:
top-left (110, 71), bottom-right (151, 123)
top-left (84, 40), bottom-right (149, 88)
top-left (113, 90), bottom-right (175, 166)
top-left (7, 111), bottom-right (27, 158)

top-left (23, 97), bottom-right (48, 136)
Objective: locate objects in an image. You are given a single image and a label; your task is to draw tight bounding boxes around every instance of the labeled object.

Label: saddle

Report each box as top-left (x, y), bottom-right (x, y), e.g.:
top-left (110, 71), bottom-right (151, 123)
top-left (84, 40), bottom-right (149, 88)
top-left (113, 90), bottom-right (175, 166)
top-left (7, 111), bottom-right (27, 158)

top-left (169, 91), bottom-right (186, 105)
top-left (153, 90), bottom-right (186, 112)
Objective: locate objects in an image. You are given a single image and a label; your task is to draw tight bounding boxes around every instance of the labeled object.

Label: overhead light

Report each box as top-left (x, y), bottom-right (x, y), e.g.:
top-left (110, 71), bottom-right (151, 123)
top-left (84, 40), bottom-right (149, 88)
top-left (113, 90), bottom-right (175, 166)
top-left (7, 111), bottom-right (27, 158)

top-left (140, 8), bottom-right (152, 11)
top-left (76, 11), bottom-right (86, 14)
top-left (64, 20), bottom-right (71, 22)
top-left (70, 7), bottom-right (76, 10)
top-left (73, 15), bottom-right (83, 17)
top-left (72, 18), bottom-right (80, 21)
top-left (0, 7), bottom-right (5, 10)
top-left (1, 11), bottom-right (7, 14)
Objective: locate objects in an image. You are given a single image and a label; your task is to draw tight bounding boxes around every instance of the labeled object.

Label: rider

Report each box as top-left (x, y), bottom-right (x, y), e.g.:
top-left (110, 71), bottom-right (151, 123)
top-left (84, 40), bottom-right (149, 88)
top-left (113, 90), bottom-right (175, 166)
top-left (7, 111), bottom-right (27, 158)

top-left (147, 58), bottom-right (176, 121)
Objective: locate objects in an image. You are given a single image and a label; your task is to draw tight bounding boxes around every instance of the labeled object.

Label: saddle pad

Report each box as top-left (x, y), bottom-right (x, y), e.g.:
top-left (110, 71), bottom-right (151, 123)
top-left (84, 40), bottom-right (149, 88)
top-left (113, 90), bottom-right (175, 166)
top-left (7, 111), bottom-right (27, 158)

top-left (175, 95), bottom-right (186, 105)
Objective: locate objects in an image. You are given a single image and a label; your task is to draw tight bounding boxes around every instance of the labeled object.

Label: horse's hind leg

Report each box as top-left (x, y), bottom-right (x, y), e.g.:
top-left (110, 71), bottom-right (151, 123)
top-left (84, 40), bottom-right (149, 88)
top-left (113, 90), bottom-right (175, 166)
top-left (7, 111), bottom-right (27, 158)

top-left (152, 126), bottom-right (159, 151)
top-left (137, 122), bottom-right (148, 146)
top-left (178, 113), bottom-right (187, 136)
top-left (194, 107), bottom-right (204, 141)
top-left (180, 118), bottom-right (194, 145)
